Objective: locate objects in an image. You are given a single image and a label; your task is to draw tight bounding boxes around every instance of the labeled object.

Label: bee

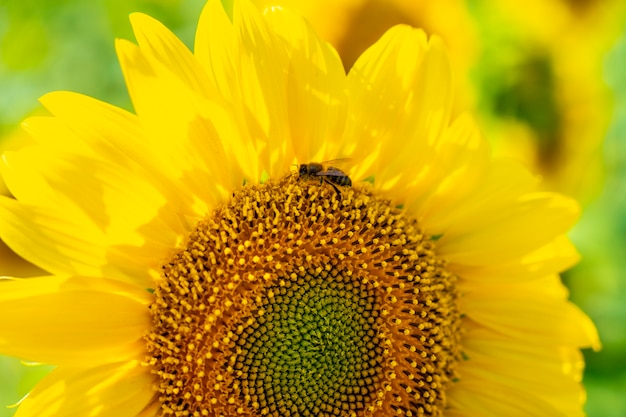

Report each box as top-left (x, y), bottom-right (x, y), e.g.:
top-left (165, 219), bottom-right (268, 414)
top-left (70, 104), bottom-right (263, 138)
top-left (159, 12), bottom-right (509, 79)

top-left (298, 159), bottom-right (352, 194)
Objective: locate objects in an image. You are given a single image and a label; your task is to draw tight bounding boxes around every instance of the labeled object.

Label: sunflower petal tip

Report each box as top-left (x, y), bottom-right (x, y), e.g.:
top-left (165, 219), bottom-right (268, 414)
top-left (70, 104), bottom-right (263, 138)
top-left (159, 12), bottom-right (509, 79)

top-left (37, 91), bottom-right (63, 107)
top-left (587, 321), bottom-right (602, 352)
top-left (128, 12), bottom-right (150, 25)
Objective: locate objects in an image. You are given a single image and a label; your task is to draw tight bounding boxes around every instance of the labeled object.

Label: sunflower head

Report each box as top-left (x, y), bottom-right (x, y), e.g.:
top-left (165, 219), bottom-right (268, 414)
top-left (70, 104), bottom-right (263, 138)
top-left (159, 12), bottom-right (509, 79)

top-left (0, 1), bottom-right (599, 416)
top-left (146, 177), bottom-right (461, 415)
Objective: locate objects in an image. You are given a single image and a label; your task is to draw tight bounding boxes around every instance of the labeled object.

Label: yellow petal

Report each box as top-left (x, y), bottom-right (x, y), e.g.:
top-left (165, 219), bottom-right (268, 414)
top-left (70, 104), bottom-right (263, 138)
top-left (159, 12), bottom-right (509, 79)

top-left (2, 147), bottom-right (180, 247)
top-left (264, 6), bottom-right (348, 165)
top-left (116, 37), bottom-right (246, 204)
top-left (463, 326), bottom-right (587, 381)
top-left (459, 332), bottom-right (587, 416)
top-left (344, 26), bottom-right (452, 189)
top-left (404, 114), bottom-right (490, 226)
top-left (34, 91), bottom-right (195, 221)
top-left (448, 378), bottom-right (570, 417)
top-left (377, 36), bottom-right (453, 191)
top-left (452, 235), bottom-right (580, 283)
top-left (194, 0), bottom-right (238, 104)
top-left (15, 360), bottom-right (155, 417)
top-left (194, 0), bottom-right (267, 184)
top-left (232, 0), bottom-right (294, 178)
top-left (34, 92), bottom-right (145, 159)
top-left (21, 115), bottom-right (91, 155)
top-left (129, 12), bottom-right (214, 98)
top-left (0, 198), bottom-right (106, 277)
top-left (424, 158), bottom-right (539, 236)
top-left (128, 12), bottom-right (250, 195)
top-left (0, 276), bottom-right (151, 366)
top-left (461, 289), bottom-right (600, 350)
top-left (439, 192), bottom-right (580, 265)
top-left (0, 197), bottom-right (157, 287)
top-left (196, 0), bottom-right (291, 180)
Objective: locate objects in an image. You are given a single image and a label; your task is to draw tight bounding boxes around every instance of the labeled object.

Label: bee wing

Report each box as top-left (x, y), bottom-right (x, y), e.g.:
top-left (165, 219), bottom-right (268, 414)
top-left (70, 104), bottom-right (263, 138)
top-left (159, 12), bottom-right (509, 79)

top-left (315, 167), bottom-right (348, 176)
top-left (321, 158), bottom-right (352, 168)
top-left (320, 158), bottom-right (353, 175)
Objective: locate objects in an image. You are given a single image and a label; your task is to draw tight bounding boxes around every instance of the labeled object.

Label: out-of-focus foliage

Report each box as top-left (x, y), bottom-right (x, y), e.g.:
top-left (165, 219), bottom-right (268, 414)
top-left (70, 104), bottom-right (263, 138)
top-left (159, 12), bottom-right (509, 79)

top-left (0, 356), bottom-right (52, 417)
top-left (0, 0), bottom-right (204, 132)
top-left (0, 1), bottom-right (625, 416)
top-left (567, 28), bottom-right (626, 417)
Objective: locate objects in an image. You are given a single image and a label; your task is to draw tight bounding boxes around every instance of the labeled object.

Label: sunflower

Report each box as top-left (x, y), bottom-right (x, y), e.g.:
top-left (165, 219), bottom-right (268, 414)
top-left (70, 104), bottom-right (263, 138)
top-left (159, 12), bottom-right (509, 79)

top-left (0, 0), bottom-right (599, 416)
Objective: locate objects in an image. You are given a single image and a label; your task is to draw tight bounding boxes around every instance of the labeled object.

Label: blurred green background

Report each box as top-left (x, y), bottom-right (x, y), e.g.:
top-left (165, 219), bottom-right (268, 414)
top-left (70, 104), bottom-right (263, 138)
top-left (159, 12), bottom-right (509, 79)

top-left (0, 0), bottom-right (625, 416)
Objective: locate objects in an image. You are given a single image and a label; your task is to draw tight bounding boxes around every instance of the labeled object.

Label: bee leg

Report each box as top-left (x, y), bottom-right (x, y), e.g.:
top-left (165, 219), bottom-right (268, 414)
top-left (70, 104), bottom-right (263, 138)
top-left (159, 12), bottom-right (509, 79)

top-left (323, 178), bottom-right (342, 199)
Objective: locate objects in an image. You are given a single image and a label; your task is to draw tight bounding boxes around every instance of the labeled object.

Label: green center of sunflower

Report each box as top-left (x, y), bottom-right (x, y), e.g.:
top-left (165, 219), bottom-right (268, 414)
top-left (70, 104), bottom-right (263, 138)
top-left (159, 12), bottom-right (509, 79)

top-left (233, 267), bottom-right (385, 416)
top-left (146, 176), bottom-right (461, 417)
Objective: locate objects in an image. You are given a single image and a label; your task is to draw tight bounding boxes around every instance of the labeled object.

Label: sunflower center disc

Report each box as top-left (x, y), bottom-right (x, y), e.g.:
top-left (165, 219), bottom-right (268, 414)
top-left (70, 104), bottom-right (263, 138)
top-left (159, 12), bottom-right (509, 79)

top-left (146, 176), bottom-right (461, 417)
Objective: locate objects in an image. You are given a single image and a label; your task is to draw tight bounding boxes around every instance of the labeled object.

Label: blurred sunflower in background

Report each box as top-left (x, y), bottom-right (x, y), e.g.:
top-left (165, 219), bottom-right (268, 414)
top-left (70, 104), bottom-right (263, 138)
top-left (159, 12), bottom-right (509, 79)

top-left (470, 0), bottom-right (625, 202)
top-left (0, 0), bottom-right (624, 416)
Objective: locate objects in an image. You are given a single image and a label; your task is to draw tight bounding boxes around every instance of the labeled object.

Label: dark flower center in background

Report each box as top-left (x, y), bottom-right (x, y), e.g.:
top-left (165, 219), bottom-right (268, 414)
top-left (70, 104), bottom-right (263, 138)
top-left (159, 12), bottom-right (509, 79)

top-left (146, 176), bottom-right (461, 416)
